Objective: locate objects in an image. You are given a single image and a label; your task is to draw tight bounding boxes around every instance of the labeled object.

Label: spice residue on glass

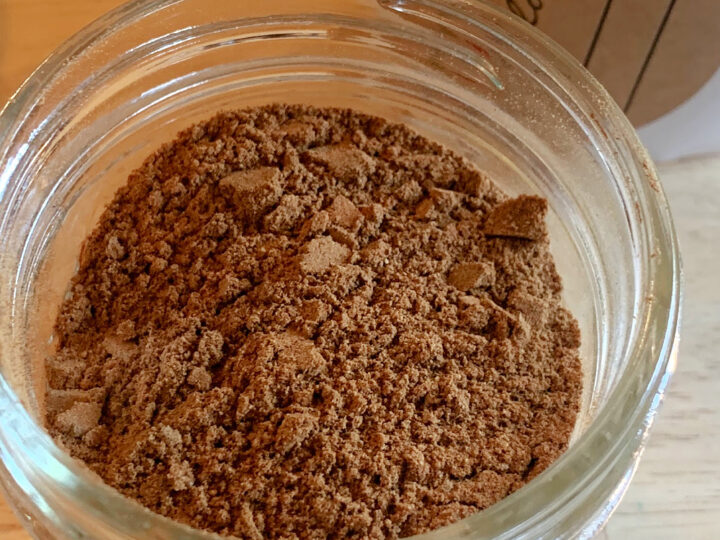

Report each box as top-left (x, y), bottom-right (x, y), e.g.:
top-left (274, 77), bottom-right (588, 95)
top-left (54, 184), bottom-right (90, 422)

top-left (45, 105), bottom-right (581, 539)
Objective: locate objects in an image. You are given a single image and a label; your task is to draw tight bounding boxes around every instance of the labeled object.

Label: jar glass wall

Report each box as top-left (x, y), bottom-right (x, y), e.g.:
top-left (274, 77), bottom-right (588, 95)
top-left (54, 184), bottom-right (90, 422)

top-left (0, 1), bottom-right (680, 538)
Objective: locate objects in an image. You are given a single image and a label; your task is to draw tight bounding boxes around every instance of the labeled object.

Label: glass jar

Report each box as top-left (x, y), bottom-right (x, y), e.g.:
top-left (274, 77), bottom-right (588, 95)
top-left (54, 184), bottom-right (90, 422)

top-left (0, 1), bottom-right (681, 538)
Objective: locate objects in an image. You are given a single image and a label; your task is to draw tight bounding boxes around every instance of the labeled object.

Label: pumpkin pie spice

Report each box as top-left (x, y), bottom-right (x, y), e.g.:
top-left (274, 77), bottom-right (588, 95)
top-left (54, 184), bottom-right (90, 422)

top-left (45, 105), bottom-right (582, 539)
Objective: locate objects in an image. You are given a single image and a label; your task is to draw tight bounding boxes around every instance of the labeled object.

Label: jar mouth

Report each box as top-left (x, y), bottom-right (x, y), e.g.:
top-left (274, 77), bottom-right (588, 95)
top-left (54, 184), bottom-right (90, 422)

top-left (0, 1), bottom-right (681, 539)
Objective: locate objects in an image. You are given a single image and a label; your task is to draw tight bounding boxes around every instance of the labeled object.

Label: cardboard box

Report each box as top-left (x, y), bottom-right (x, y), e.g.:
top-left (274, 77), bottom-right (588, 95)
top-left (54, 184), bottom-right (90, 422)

top-left (488, 0), bottom-right (720, 126)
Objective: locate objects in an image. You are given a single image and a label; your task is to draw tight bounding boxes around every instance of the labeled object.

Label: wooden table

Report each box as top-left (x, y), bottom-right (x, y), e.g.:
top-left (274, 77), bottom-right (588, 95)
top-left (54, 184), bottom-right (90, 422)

top-left (2, 2), bottom-right (718, 538)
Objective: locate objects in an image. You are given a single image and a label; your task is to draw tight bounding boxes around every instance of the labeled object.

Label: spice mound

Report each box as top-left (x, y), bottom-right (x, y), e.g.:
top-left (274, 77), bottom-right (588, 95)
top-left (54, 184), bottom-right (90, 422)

top-left (45, 105), bottom-right (582, 539)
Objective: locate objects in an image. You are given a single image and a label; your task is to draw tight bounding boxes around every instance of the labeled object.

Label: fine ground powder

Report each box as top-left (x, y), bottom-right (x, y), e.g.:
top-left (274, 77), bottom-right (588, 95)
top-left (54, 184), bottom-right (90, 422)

top-left (45, 104), bottom-right (582, 539)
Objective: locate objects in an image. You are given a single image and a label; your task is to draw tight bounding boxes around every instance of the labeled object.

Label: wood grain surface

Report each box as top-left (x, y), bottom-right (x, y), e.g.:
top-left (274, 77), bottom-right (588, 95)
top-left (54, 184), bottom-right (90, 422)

top-left (1, 2), bottom-right (718, 539)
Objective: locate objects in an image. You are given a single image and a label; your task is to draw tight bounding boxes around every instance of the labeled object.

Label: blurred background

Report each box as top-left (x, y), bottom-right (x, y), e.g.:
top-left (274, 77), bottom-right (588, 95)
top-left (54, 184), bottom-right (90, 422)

top-left (1, 1), bottom-right (718, 539)
top-left (5, 0), bottom-right (719, 162)
top-left (486, 0), bottom-right (720, 162)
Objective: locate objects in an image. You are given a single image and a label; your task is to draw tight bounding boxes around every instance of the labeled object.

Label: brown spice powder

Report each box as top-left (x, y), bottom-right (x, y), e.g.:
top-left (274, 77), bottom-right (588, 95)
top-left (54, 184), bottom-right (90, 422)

top-left (45, 104), bottom-right (582, 539)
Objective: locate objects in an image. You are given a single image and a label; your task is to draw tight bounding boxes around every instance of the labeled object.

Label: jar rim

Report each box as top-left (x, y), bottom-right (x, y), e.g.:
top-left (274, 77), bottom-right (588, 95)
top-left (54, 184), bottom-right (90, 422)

top-left (0, 1), bottom-right (681, 538)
